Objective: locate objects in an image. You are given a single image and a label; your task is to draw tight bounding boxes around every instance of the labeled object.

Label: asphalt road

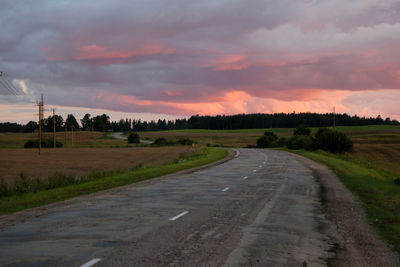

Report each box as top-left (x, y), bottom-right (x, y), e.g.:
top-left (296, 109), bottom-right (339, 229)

top-left (0, 149), bottom-right (339, 266)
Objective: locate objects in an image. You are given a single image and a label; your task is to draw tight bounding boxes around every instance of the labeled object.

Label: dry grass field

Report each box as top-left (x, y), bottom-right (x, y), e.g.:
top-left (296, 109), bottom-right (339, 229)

top-left (345, 128), bottom-right (400, 176)
top-left (1, 126), bottom-right (399, 184)
top-left (140, 131), bottom-right (261, 147)
top-left (0, 131), bottom-right (127, 149)
top-left (352, 144), bottom-right (400, 176)
top-left (0, 147), bottom-right (196, 185)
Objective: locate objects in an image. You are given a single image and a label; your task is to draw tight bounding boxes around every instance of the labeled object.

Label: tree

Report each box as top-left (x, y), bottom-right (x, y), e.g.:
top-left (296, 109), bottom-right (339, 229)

top-left (25, 121), bottom-right (38, 132)
top-left (127, 133), bottom-right (140, 143)
top-left (314, 128), bottom-right (353, 153)
top-left (93, 114), bottom-right (110, 132)
top-left (44, 115), bottom-right (64, 132)
top-left (293, 125), bottom-right (311, 136)
top-left (65, 114), bottom-right (79, 130)
top-left (81, 113), bottom-right (92, 130)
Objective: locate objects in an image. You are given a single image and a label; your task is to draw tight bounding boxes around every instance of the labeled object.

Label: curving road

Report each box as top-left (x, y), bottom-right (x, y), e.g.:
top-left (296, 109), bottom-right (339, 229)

top-left (0, 149), bottom-right (396, 266)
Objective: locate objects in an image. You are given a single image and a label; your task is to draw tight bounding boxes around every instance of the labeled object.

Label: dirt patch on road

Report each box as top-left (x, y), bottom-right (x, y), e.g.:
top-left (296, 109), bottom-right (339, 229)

top-left (294, 154), bottom-right (400, 266)
top-left (0, 147), bottom-right (196, 185)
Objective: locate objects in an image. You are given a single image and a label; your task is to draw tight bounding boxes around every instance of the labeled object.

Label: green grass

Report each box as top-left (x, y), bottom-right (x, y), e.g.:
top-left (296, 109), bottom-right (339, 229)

top-left (0, 147), bottom-right (228, 215)
top-left (289, 149), bottom-right (400, 253)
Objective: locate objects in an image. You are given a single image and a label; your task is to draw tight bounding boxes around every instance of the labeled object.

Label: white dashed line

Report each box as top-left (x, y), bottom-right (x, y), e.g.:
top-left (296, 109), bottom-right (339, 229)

top-left (253, 170), bottom-right (257, 173)
top-left (81, 258), bottom-right (102, 267)
top-left (242, 176), bottom-right (248, 180)
top-left (259, 165), bottom-right (262, 168)
top-left (169, 211), bottom-right (189, 221)
top-left (222, 187), bottom-right (230, 192)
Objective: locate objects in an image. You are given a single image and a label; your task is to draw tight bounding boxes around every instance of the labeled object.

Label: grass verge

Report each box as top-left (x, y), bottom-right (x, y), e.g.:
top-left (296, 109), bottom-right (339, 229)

top-left (0, 147), bottom-right (228, 215)
top-left (289, 149), bottom-right (400, 253)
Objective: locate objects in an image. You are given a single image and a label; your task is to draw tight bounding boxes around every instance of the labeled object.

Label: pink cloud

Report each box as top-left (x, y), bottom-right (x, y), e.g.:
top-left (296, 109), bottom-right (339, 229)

top-left (43, 43), bottom-right (174, 64)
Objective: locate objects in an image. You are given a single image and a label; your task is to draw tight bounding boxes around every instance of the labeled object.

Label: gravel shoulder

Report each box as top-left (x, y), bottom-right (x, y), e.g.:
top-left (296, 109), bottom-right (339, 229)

top-left (293, 153), bottom-right (400, 266)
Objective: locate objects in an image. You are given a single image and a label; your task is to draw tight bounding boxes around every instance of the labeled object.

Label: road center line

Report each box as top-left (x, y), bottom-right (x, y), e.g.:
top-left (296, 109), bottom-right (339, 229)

top-left (222, 187), bottom-right (230, 192)
top-left (169, 211), bottom-right (189, 221)
top-left (242, 176), bottom-right (248, 180)
top-left (81, 258), bottom-right (102, 267)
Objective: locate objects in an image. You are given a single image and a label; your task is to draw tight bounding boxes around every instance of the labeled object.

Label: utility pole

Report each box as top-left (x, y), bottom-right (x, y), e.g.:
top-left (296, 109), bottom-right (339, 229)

top-left (38, 94), bottom-right (44, 155)
top-left (53, 109), bottom-right (56, 148)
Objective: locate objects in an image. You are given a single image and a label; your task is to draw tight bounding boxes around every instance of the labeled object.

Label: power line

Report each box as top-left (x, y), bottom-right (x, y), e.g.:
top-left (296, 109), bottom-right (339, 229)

top-left (4, 74), bottom-right (21, 94)
top-left (0, 76), bottom-right (18, 96)
top-left (0, 71), bottom-right (21, 96)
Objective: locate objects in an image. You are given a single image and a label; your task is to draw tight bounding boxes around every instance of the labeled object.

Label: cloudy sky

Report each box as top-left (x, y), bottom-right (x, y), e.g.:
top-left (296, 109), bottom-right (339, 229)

top-left (1, 0), bottom-right (400, 123)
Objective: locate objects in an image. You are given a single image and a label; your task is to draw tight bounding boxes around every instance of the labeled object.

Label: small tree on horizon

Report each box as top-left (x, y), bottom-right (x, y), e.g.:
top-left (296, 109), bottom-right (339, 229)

top-left (65, 114), bottom-right (80, 130)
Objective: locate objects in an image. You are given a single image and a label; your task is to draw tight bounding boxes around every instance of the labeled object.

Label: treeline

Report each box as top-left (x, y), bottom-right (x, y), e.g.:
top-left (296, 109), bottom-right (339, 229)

top-left (0, 112), bottom-right (399, 133)
top-left (187, 113), bottom-right (399, 129)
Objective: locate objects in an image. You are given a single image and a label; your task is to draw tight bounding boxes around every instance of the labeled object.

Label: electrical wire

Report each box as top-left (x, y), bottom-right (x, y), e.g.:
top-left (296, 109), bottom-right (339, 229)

top-left (0, 73), bottom-right (19, 96)
top-left (4, 74), bottom-right (21, 95)
top-left (0, 78), bottom-right (18, 96)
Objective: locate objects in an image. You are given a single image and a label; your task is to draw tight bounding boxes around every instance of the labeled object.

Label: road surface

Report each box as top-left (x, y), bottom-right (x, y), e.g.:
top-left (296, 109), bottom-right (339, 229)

top-left (0, 149), bottom-right (398, 266)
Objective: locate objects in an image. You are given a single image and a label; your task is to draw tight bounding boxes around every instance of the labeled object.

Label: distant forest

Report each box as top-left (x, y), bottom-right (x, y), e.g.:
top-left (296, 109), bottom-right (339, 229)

top-left (0, 112), bottom-right (399, 133)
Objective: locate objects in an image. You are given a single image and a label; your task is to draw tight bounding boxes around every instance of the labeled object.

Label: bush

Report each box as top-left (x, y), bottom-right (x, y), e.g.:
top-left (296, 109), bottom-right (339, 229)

top-left (24, 139), bottom-right (63, 148)
top-left (257, 136), bottom-right (272, 148)
top-left (128, 133), bottom-right (140, 143)
top-left (286, 135), bottom-right (314, 150)
top-left (153, 137), bottom-right (168, 145)
top-left (277, 137), bottom-right (287, 147)
top-left (314, 128), bottom-right (353, 153)
top-left (294, 125), bottom-right (311, 136)
top-left (264, 131), bottom-right (278, 140)
top-left (177, 138), bottom-right (195, 145)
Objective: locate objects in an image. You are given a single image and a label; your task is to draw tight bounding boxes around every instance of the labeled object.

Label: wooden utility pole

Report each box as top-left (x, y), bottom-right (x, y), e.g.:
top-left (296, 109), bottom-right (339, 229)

top-left (38, 95), bottom-right (44, 155)
top-left (53, 109), bottom-right (56, 148)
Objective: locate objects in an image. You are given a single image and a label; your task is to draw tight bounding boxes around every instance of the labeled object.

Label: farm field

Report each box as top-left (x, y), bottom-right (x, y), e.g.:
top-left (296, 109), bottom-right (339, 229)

top-left (1, 125), bottom-right (399, 149)
top-left (0, 147), bottom-right (196, 185)
top-left (139, 125), bottom-right (400, 148)
top-left (1, 125), bottom-right (399, 183)
top-left (0, 131), bottom-right (127, 149)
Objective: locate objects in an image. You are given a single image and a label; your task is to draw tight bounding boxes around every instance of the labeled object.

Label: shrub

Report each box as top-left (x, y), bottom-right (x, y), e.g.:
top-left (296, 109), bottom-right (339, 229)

top-left (153, 137), bottom-right (168, 145)
top-left (128, 133), bottom-right (140, 143)
top-left (394, 178), bottom-right (400, 185)
top-left (294, 125), bottom-right (311, 136)
top-left (257, 136), bottom-right (272, 148)
top-left (314, 128), bottom-right (353, 153)
top-left (177, 138), bottom-right (195, 145)
top-left (286, 135), bottom-right (313, 150)
top-left (277, 137), bottom-right (287, 147)
top-left (24, 139), bottom-right (63, 148)
top-left (263, 131), bottom-right (278, 140)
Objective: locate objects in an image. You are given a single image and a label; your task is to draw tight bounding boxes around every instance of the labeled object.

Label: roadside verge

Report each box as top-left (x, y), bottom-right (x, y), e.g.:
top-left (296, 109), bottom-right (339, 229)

top-left (290, 150), bottom-right (400, 265)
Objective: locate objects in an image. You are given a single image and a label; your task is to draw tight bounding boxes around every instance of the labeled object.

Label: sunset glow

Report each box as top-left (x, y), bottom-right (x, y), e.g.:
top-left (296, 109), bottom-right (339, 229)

top-left (1, 1), bottom-right (400, 122)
